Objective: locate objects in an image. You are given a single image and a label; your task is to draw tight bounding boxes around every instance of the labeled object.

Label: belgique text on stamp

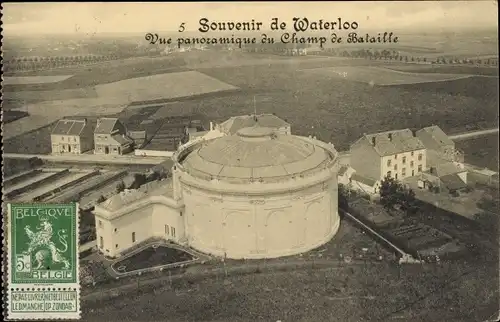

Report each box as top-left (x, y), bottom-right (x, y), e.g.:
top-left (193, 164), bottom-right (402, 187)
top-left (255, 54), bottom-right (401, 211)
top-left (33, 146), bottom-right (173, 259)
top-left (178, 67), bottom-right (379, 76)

top-left (5, 203), bottom-right (80, 320)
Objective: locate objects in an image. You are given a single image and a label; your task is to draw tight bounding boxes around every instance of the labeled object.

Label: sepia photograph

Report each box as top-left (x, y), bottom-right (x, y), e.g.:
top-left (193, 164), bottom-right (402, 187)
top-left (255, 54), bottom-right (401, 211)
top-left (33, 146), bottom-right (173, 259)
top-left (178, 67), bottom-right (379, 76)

top-left (1, 1), bottom-right (499, 321)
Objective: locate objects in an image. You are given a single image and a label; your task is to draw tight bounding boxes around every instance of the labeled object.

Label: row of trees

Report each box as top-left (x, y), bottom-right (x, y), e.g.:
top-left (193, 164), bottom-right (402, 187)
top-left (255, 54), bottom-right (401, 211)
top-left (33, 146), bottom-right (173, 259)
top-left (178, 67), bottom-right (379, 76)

top-left (434, 57), bottom-right (498, 66)
top-left (4, 54), bottom-right (120, 72)
top-left (310, 47), bottom-right (498, 66)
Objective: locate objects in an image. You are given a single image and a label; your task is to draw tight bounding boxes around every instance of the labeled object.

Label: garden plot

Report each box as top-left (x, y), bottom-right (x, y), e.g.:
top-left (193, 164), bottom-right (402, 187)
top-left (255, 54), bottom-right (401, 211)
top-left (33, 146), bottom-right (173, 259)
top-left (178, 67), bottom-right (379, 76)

top-left (94, 71), bottom-right (238, 103)
top-left (111, 244), bottom-right (197, 275)
top-left (3, 171), bottom-right (56, 195)
top-left (301, 66), bottom-right (473, 85)
top-left (16, 172), bottom-right (92, 202)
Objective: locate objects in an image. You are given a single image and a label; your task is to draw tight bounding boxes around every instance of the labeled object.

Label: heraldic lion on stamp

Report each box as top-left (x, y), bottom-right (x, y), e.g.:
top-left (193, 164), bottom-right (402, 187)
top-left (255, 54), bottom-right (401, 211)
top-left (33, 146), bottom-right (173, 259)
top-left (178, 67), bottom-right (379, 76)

top-left (5, 203), bottom-right (80, 320)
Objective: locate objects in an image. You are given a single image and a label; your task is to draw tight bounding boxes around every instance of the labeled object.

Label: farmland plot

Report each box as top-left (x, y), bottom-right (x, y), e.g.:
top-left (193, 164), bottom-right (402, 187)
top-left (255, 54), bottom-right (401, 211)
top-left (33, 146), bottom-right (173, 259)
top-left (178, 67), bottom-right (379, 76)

top-left (301, 66), bottom-right (473, 85)
top-left (94, 71), bottom-right (238, 103)
top-left (3, 75), bottom-right (74, 85)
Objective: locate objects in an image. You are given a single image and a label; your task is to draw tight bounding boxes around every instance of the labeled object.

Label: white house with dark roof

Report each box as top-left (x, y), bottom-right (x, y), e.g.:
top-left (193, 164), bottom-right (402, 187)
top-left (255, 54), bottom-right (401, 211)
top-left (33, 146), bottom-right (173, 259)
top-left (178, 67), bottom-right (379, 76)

top-left (350, 129), bottom-right (427, 184)
top-left (216, 114), bottom-right (291, 136)
top-left (94, 118), bottom-right (134, 155)
top-left (416, 125), bottom-right (464, 168)
top-left (51, 118), bottom-right (93, 154)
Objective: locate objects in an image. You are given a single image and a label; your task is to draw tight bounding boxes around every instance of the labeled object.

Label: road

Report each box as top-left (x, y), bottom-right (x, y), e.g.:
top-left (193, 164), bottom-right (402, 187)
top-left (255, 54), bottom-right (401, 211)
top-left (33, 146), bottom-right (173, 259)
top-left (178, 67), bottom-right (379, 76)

top-left (2, 153), bottom-right (167, 165)
top-left (448, 128), bottom-right (499, 141)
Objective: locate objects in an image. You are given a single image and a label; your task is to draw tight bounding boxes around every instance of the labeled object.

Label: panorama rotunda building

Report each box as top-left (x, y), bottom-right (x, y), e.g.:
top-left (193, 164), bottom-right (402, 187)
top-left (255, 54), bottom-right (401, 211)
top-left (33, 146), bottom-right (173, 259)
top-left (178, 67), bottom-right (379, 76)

top-left (94, 124), bottom-right (341, 259)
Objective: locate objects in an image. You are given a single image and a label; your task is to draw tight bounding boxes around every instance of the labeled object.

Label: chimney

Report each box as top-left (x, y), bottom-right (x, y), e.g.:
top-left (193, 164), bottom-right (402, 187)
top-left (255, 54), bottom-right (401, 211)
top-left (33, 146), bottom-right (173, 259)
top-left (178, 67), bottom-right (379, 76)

top-left (388, 133), bottom-right (393, 141)
top-left (411, 129), bottom-right (417, 137)
top-left (210, 121), bottom-right (213, 131)
top-left (371, 136), bottom-right (376, 146)
top-left (83, 118), bottom-right (87, 125)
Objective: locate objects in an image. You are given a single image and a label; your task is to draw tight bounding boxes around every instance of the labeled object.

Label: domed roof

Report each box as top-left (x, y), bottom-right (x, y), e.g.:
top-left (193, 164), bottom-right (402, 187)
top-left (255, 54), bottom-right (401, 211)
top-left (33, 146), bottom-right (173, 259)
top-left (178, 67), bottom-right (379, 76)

top-left (180, 126), bottom-right (334, 182)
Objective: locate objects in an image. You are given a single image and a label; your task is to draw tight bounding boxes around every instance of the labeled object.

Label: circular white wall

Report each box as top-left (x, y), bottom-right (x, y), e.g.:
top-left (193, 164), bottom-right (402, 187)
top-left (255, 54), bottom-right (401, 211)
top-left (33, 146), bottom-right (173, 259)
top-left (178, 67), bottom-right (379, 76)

top-left (181, 176), bottom-right (340, 259)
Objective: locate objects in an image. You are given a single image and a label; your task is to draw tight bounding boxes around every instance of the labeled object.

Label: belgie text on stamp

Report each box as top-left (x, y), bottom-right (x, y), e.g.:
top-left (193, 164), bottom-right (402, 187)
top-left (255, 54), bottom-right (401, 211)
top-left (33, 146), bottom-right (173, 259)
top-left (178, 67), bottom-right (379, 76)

top-left (6, 203), bottom-right (80, 320)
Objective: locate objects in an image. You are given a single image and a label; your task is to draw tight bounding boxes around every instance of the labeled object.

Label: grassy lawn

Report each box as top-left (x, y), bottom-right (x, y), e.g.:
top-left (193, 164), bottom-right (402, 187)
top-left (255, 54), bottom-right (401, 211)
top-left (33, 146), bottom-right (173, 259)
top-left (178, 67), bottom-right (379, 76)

top-left (111, 245), bottom-right (195, 274)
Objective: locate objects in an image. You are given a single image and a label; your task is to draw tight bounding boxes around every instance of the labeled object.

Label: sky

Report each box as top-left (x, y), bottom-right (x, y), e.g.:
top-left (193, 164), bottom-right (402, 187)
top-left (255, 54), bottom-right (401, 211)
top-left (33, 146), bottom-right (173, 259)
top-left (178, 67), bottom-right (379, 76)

top-left (2, 1), bottom-right (498, 36)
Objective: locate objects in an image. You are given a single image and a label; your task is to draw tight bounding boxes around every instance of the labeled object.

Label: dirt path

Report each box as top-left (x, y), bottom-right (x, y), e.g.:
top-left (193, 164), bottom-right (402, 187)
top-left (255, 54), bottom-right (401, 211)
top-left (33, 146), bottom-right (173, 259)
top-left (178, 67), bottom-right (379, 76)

top-left (449, 128), bottom-right (499, 141)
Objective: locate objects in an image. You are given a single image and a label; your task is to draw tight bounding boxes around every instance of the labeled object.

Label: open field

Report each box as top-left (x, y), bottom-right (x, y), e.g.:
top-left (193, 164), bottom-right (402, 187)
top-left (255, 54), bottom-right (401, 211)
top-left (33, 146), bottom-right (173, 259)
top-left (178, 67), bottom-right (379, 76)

top-left (456, 133), bottom-right (499, 171)
top-left (3, 110), bottom-right (30, 124)
top-left (3, 75), bottom-right (75, 85)
top-left (2, 69), bottom-right (239, 141)
top-left (300, 66), bottom-right (473, 85)
top-left (82, 259), bottom-right (497, 322)
top-left (2, 52), bottom-right (328, 91)
top-left (94, 70), bottom-right (238, 103)
top-left (3, 51), bottom-right (498, 152)
top-left (384, 64), bottom-right (499, 76)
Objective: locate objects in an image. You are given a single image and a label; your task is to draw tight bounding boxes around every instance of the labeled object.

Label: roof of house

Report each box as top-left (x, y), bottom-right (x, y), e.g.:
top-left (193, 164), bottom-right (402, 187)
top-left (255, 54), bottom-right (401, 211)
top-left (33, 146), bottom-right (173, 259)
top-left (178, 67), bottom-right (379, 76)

top-left (440, 174), bottom-right (467, 191)
top-left (52, 119), bottom-right (88, 136)
top-left (190, 130), bottom-right (209, 138)
top-left (128, 130), bottom-right (147, 140)
top-left (350, 173), bottom-right (378, 187)
top-left (416, 125), bottom-right (454, 147)
top-left (99, 179), bottom-right (174, 211)
top-left (110, 134), bottom-right (133, 146)
top-left (219, 114), bottom-right (289, 135)
top-left (181, 126), bottom-right (333, 182)
top-left (100, 189), bottom-right (147, 211)
top-left (356, 129), bottom-right (425, 156)
top-left (95, 118), bottom-right (120, 134)
top-left (434, 161), bottom-right (464, 177)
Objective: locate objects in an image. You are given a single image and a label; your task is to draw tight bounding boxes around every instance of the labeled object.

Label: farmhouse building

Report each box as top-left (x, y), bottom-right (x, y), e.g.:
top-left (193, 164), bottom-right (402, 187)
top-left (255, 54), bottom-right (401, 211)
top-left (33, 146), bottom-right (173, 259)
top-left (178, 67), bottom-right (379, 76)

top-left (350, 129), bottom-right (427, 184)
top-left (51, 118), bottom-right (93, 154)
top-left (93, 125), bottom-right (340, 260)
top-left (416, 125), bottom-right (464, 168)
top-left (94, 118), bottom-right (133, 155)
top-left (419, 161), bottom-right (468, 193)
top-left (216, 114), bottom-right (291, 136)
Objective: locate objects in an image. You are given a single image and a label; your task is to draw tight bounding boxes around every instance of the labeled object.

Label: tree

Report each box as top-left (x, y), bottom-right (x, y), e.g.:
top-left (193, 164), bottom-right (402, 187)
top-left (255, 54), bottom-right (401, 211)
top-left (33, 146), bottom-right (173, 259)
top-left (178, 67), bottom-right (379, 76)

top-left (338, 183), bottom-right (350, 209)
top-left (379, 176), bottom-right (404, 211)
top-left (379, 177), bottom-right (417, 214)
top-left (116, 180), bottom-right (126, 193)
top-left (97, 195), bottom-right (106, 203)
top-left (400, 188), bottom-right (418, 214)
top-left (130, 173), bottom-right (147, 189)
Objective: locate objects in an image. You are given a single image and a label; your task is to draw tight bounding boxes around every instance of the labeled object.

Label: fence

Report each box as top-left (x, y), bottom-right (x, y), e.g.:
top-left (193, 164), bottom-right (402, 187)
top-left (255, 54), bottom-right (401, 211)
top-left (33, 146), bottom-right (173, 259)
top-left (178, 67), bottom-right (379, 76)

top-left (340, 208), bottom-right (421, 261)
top-left (32, 170), bottom-right (100, 202)
top-left (6, 168), bottom-right (70, 199)
top-left (4, 169), bottom-right (42, 187)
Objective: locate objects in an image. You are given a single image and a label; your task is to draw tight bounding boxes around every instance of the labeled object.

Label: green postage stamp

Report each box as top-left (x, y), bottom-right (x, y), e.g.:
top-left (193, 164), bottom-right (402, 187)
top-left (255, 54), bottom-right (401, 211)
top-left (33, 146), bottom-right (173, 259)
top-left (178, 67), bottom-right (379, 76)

top-left (5, 203), bottom-right (81, 320)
